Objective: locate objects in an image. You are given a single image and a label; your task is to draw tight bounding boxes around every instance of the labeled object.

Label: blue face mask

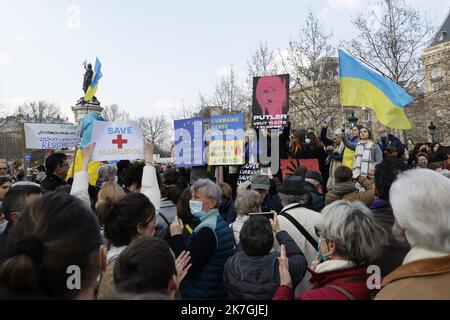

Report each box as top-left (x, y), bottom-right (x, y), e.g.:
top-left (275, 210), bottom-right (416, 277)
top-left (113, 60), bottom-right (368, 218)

top-left (189, 200), bottom-right (205, 218)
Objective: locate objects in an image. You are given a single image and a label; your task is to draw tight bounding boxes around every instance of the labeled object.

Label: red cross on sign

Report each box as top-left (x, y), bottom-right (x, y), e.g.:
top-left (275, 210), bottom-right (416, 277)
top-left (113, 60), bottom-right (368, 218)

top-left (112, 134), bottom-right (128, 149)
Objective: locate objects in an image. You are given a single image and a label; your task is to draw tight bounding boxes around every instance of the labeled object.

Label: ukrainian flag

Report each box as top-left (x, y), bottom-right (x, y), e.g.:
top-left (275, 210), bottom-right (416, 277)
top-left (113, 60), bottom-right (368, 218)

top-left (84, 57), bottom-right (103, 102)
top-left (339, 50), bottom-right (413, 130)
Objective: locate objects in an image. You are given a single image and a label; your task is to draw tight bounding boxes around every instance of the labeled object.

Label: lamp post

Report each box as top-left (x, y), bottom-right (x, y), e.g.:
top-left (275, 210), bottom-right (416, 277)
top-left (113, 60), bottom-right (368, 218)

top-left (347, 111), bottom-right (358, 128)
top-left (428, 121), bottom-right (436, 143)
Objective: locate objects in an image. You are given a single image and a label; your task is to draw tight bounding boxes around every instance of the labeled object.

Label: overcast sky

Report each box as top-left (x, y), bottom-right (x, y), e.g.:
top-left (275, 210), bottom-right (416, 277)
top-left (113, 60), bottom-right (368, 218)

top-left (0, 0), bottom-right (449, 121)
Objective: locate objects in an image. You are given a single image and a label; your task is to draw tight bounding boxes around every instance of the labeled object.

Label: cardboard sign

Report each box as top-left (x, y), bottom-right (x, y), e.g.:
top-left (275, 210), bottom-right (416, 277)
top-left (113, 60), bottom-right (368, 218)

top-left (237, 163), bottom-right (261, 185)
top-left (24, 123), bottom-right (81, 150)
top-left (252, 74), bottom-right (290, 129)
top-left (207, 114), bottom-right (244, 165)
top-left (91, 121), bottom-right (144, 161)
top-left (280, 159), bottom-right (320, 177)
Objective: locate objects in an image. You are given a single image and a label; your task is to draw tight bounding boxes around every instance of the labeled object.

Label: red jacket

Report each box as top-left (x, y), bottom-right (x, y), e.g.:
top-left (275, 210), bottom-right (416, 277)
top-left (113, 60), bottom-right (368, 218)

top-left (273, 266), bottom-right (370, 300)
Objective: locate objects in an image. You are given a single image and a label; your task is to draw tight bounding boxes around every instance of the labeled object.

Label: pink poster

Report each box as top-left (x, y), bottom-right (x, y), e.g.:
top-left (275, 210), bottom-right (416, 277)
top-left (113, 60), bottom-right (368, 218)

top-left (252, 74), bottom-right (290, 129)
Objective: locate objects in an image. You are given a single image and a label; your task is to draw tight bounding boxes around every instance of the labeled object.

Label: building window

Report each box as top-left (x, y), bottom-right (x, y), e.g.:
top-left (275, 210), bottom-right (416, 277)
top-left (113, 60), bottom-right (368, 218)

top-left (363, 110), bottom-right (371, 122)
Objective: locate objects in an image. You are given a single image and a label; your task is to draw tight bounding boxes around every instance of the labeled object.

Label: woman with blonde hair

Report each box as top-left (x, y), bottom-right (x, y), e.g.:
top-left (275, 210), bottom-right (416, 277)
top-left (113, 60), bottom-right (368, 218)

top-left (96, 181), bottom-right (126, 208)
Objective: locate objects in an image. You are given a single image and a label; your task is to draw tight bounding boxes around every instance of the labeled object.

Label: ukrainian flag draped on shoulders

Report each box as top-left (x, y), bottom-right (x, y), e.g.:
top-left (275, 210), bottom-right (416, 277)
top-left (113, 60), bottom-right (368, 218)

top-left (84, 57), bottom-right (102, 102)
top-left (339, 50), bottom-right (413, 130)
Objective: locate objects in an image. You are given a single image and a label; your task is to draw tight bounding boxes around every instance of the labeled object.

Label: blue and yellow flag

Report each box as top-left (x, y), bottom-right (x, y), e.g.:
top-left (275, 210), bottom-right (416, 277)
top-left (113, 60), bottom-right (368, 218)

top-left (339, 50), bottom-right (413, 130)
top-left (84, 57), bottom-right (103, 102)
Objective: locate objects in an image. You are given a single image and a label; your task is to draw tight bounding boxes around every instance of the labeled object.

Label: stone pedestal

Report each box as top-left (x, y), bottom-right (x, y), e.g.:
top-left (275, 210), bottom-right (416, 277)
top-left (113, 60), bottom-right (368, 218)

top-left (72, 98), bottom-right (103, 123)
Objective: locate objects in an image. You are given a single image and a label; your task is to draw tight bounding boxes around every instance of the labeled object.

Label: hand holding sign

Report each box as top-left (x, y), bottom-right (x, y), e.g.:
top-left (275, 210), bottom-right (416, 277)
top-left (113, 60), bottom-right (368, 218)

top-left (91, 121), bottom-right (144, 162)
top-left (81, 142), bottom-right (96, 171)
top-left (144, 139), bottom-right (154, 163)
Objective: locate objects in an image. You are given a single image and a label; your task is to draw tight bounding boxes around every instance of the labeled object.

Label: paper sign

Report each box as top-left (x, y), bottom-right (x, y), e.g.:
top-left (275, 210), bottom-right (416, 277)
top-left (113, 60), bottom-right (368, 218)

top-left (252, 74), bottom-right (290, 129)
top-left (237, 163), bottom-right (261, 185)
top-left (174, 117), bottom-right (204, 167)
top-left (91, 121), bottom-right (144, 161)
top-left (280, 159), bottom-right (320, 177)
top-left (207, 114), bottom-right (244, 165)
top-left (24, 123), bottom-right (81, 150)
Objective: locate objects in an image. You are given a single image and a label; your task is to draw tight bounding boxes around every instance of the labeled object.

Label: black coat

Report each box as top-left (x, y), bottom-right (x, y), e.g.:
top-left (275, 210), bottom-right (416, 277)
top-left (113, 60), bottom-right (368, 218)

top-left (371, 204), bottom-right (410, 277)
top-left (40, 173), bottom-right (67, 193)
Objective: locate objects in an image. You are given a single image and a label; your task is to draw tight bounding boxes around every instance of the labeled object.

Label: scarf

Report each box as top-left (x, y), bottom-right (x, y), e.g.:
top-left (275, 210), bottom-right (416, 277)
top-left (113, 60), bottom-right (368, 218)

top-left (370, 198), bottom-right (390, 210)
top-left (353, 140), bottom-right (374, 177)
top-left (194, 208), bottom-right (220, 234)
top-left (332, 181), bottom-right (356, 196)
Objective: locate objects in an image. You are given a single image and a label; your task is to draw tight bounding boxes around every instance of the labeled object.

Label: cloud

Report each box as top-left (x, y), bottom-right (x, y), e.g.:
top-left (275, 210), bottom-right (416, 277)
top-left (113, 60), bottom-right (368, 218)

top-left (13, 33), bottom-right (26, 45)
top-left (0, 53), bottom-right (12, 65)
top-left (320, 0), bottom-right (363, 19)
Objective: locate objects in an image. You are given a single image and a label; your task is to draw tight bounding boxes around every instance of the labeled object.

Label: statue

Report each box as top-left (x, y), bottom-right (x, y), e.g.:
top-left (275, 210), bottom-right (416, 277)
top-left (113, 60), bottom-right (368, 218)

top-left (78, 60), bottom-right (99, 105)
top-left (83, 61), bottom-right (93, 93)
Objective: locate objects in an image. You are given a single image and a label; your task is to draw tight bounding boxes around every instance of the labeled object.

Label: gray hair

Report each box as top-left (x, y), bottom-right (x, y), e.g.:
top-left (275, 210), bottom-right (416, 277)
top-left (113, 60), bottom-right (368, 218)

top-left (235, 190), bottom-right (261, 217)
top-left (279, 192), bottom-right (312, 209)
top-left (317, 200), bottom-right (386, 265)
top-left (390, 169), bottom-right (450, 252)
top-left (190, 179), bottom-right (222, 208)
top-left (97, 164), bottom-right (118, 184)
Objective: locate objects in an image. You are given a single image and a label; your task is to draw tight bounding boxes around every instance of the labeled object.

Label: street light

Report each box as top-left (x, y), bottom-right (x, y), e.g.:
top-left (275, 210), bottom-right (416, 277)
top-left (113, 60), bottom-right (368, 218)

top-left (428, 121), bottom-right (437, 143)
top-left (347, 111), bottom-right (358, 128)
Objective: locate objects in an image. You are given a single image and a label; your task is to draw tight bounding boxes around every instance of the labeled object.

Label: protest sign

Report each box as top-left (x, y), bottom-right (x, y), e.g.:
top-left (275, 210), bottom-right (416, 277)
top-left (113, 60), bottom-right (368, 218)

top-left (208, 114), bottom-right (244, 165)
top-left (24, 123), bottom-right (81, 150)
top-left (174, 117), bottom-right (204, 167)
top-left (252, 74), bottom-right (290, 129)
top-left (91, 121), bottom-right (144, 161)
top-left (237, 163), bottom-right (261, 185)
top-left (280, 159), bottom-right (320, 177)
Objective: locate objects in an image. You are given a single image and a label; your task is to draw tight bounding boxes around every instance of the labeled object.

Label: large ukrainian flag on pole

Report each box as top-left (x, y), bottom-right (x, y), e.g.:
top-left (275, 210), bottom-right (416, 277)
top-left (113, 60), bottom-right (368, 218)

top-left (84, 57), bottom-right (102, 102)
top-left (339, 50), bottom-right (413, 130)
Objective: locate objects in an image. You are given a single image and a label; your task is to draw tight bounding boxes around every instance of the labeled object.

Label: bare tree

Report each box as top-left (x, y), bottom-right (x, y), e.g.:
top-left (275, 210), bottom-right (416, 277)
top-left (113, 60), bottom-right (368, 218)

top-left (280, 11), bottom-right (340, 128)
top-left (344, 0), bottom-right (434, 91)
top-left (172, 99), bottom-right (199, 120)
top-left (211, 65), bottom-right (248, 113)
top-left (101, 104), bottom-right (130, 122)
top-left (139, 115), bottom-right (170, 150)
top-left (16, 100), bottom-right (62, 122)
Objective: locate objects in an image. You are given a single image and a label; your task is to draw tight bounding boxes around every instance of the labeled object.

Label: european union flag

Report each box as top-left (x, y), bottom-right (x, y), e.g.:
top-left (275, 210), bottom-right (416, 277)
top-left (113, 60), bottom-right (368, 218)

top-left (174, 117), bottom-right (204, 167)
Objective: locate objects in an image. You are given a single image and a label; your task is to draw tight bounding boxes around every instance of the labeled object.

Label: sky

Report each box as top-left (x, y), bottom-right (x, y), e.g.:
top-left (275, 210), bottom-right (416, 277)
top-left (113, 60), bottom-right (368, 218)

top-left (0, 0), bottom-right (449, 122)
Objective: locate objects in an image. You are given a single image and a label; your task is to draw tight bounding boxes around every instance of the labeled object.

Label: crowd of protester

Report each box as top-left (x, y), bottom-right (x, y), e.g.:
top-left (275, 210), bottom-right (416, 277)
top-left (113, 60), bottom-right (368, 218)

top-left (0, 121), bottom-right (449, 300)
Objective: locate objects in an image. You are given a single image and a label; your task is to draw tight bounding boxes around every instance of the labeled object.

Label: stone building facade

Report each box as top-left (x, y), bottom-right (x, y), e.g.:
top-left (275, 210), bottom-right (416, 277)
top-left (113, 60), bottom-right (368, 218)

top-left (288, 11), bottom-right (450, 146)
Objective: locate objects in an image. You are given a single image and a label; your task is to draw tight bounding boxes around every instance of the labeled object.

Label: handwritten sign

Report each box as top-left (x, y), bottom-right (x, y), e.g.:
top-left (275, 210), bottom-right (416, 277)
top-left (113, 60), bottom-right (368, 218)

top-left (237, 163), bottom-right (261, 185)
top-left (24, 123), bottom-right (80, 150)
top-left (91, 121), bottom-right (144, 161)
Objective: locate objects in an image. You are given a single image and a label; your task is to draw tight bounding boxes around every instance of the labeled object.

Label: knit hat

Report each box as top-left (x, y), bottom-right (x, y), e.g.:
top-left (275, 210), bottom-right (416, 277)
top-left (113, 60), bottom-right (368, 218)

top-left (251, 173), bottom-right (270, 191)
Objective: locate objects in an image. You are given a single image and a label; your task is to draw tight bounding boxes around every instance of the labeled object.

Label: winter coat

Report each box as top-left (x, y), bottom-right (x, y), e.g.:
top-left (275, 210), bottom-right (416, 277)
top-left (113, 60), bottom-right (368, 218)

top-left (273, 260), bottom-right (371, 300)
top-left (41, 173), bottom-right (67, 193)
top-left (304, 182), bottom-right (325, 212)
top-left (156, 198), bottom-right (177, 239)
top-left (230, 215), bottom-right (249, 245)
top-left (370, 199), bottom-right (409, 277)
top-left (376, 249), bottom-right (450, 300)
top-left (325, 176), bottom-right (374, 206)
top-left (223, 231), bottom-right (307, 300)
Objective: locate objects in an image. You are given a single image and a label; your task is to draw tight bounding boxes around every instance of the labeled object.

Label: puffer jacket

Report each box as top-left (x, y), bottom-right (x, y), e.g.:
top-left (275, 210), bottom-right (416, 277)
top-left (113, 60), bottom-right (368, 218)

top-left (224, 231), bottom-right (307, 300)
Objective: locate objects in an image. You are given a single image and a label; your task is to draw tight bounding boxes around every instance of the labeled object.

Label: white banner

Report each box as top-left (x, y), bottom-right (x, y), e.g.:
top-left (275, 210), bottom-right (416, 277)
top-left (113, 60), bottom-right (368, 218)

top-left (24, 123), bottom-right (81, 150)
top-left (91, 121), bottom-right (144, 161)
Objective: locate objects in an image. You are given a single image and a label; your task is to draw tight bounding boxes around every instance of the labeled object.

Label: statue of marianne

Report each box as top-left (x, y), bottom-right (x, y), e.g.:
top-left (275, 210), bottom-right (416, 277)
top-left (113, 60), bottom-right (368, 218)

top-left (83, 62), bottom-right (94, 93)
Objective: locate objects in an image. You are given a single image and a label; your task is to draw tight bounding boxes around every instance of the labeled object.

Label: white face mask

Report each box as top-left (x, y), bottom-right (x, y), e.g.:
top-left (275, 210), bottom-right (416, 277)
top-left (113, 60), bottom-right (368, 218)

top-left (0, 220), bottom-right (8, 234)
top-left (305, 138), bottom-right (311, 144)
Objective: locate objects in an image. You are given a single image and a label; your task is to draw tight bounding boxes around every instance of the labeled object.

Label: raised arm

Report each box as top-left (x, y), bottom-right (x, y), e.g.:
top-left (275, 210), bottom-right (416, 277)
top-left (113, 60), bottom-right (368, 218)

top-left (342, 133), bottom-right (356, 151)
top-left (140, 140), bottom-right (161, 212)
top-left (70, 143), bottom-right (95, 208)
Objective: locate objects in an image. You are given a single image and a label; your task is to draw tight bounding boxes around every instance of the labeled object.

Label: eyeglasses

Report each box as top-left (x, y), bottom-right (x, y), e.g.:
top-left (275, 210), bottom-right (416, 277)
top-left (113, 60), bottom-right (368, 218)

top-left (0, 167), bottom-right (7, 171)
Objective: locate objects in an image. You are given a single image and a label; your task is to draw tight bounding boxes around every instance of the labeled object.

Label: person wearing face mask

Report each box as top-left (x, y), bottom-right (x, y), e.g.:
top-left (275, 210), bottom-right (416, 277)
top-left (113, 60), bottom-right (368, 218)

top-left (168, 179), bottom-right (235, 300)
top-left (273, 200), bottom-right (386, 300)
top-left (342, 126), bottom-right (383, 178)
top-left (415, 152), bottom-right (429, 169)
top-left (377, 127), bottom-right (405, 159)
